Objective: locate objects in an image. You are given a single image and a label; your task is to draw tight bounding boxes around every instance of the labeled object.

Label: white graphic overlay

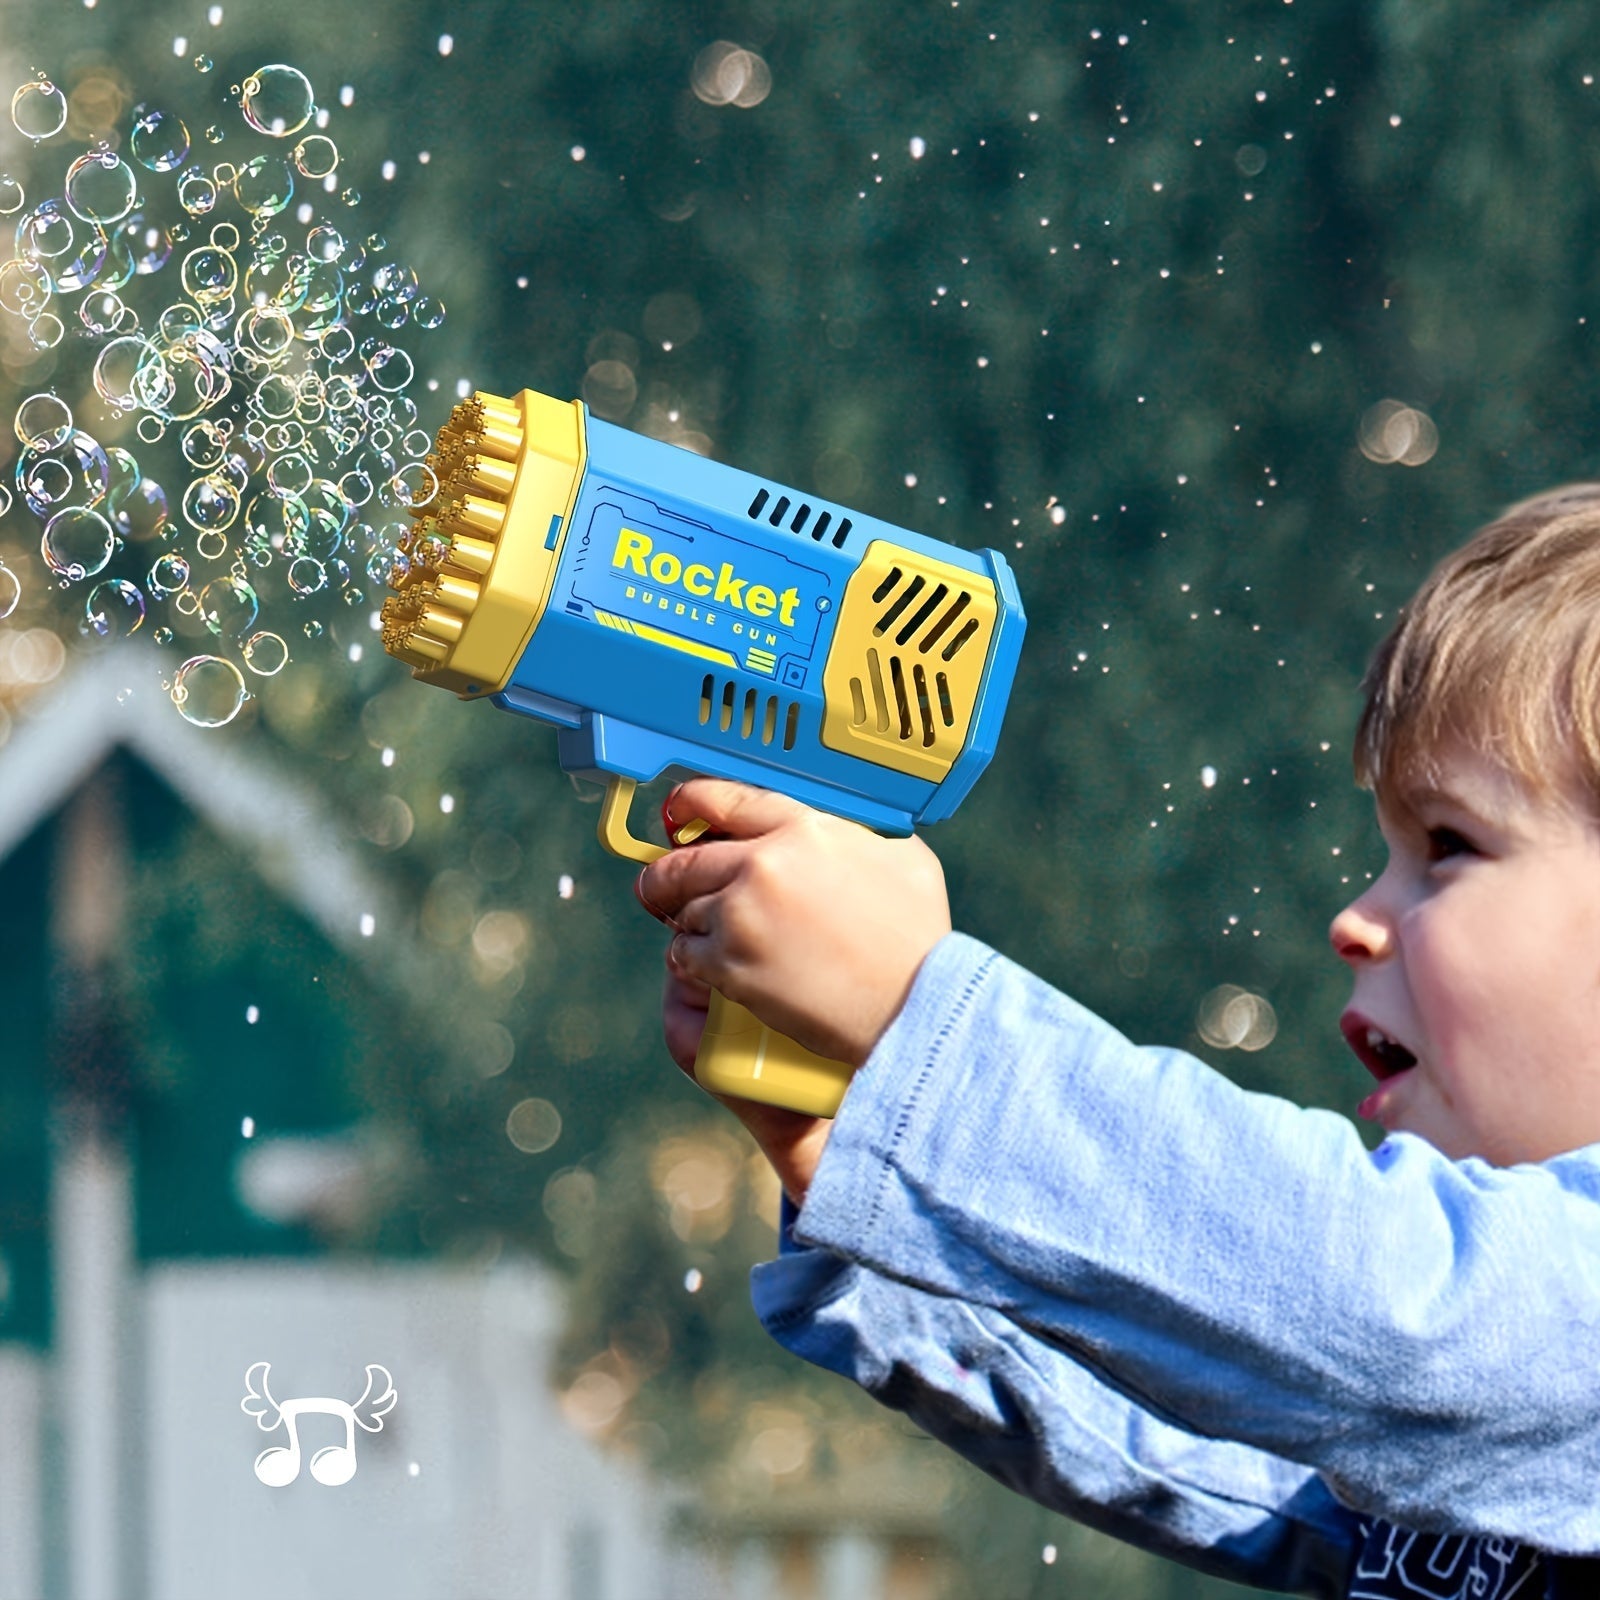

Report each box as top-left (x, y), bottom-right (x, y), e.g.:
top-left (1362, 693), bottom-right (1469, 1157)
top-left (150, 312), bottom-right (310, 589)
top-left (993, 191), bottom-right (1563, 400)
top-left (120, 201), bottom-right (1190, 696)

top-left (241, 1361), bottom-right (397, 1486)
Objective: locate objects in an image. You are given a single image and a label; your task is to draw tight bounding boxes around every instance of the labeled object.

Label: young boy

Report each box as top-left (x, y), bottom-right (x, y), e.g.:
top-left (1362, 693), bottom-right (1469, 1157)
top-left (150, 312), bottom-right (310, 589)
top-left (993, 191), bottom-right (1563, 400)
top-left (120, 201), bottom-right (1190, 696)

top-left (635, 485), bottom-right (1600, 1598)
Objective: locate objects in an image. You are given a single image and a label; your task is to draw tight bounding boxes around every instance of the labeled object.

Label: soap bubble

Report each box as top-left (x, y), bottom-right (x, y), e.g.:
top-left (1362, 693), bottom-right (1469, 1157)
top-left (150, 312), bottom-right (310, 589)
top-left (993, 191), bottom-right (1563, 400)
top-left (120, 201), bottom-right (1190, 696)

top-left (130, 108), bottom-right (191, 172)
top-left (114, 477), bottom-right (170, 542)
top-left (180, 244), bottom-right (237, 302)
top-left (11, 80), bottom-right (68, 142)
top-left (176, 169), bottom-right (218, 214)
top-left (171, 654), bottom-right (247, 726)
top-left (28, 313), bottom-right (65, 350)
top-left (293, 134), bottom-right (339, 178)
top-left (307, 224), bottom-right (344, 263)
top-left (130, 221), bottom-right (173, 275)
top-left (365, 344), bottom-right (413, 393)
top-left (242, 630), bottom-right (289, 674)
top-left (0, 173), bottom-right (24, 214)
top-left (18, 431), bottom-right (111, 517)
top-left (78, 289), bottom-right (132, 335)
top-left (14, 392), bottom-right (72, 450)
top-left (233, 153), bottom-right (294, 217)
top-left (199, 574), bottom-right (258, 637)
top-left (0, 258), bottom-right (50, 318)
top-left (240, 66), bottom-right (315, 137)
top-left (182, 474), bottom-right (240, 532)
top-left (41, 506), bottom-right (116, 580)
top-left (148, 552), bottom-right (190, 596)
top-left (65, 150), bottom-right (138, 225)
top-left (84, 578), bottom-right (146, 638)
top-left (287, 555), bottom-right (326, 594)
top-left (414, 295), bottom-right (446, 329)
top-left (0, 564), bottom-right (19, 618)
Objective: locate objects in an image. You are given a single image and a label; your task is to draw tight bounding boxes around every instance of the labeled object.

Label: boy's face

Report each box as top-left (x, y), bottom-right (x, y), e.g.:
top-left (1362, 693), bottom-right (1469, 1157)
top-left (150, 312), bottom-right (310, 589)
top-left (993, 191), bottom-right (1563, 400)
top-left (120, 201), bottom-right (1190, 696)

top-left (1330, 741), bottom-right (1600, 1166)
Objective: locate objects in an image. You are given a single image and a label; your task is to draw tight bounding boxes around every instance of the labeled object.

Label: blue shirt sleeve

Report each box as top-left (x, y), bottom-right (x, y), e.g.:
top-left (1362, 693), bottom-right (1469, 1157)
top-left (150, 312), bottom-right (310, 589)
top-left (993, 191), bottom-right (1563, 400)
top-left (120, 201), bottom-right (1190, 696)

top-left (754, 933), bottom-right (1600, 1558)
top-left (756, 1197), bottom-right (1360, 1597)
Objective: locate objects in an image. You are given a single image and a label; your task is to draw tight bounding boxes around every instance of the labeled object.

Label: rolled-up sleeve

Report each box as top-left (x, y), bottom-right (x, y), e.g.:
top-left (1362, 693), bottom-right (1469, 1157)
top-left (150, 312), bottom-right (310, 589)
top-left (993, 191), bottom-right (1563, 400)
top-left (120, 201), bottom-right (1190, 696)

top-left (756, 934), bottom-right (1600, 1556)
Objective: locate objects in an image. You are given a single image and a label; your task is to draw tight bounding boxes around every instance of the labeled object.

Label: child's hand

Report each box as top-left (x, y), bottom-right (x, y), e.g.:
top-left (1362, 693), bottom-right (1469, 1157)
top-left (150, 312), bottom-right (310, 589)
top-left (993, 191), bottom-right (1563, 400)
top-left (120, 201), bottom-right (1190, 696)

top-left (659, 952), bottom-right (834, 1204)
top-left (638, 777), bottom-right (952, 1070)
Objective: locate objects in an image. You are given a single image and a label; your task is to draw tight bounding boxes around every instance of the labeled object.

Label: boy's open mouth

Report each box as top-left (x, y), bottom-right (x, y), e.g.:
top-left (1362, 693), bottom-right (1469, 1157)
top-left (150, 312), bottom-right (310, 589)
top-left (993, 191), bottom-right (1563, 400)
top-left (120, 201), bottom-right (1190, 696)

top-left (1340, 1011), bottom-right (1418, 1081)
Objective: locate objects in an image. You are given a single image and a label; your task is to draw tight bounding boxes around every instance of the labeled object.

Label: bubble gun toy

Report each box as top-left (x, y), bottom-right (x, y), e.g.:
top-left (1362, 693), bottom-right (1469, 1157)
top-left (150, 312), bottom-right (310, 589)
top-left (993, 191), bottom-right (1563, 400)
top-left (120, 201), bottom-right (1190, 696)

top-left (381, 387), bottom-right (1025, 1117)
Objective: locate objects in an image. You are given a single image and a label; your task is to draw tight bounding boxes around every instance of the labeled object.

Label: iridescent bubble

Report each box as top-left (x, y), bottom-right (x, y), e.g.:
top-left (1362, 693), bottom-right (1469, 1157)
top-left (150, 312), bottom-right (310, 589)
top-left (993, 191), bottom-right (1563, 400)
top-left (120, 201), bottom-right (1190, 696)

top-left (171, 655), bottom-right (247, 727)
top-left (18, 431), bottom-right (111, 516)
top-left (176, 169), bottom-right (217, 215)
top-left (182, 473), bottom-right (240, 532)
top-left (240, 304), bottom-right (294, 358)
top-left (0, 483), bottom-right (12, 518)
top-left (295, 261), bottom-right (343, 337)
top-left (0, 174), bottom-right (23, 215)
top-left (242, 630), bottom-right (289, 674)
top-left (17, 201), bottom-right (74, 262)
top-left (180, 244), bottom-right (237, 302)
top-left (65, 150), bottom-right (138, 225)
top-left (287, 555), bottom-right (326, 594)
top-left (365, 345), bottom-right (413, 393)
top-left (293, 134), bottom-right (339, 178)
top-left (41, 507), bottom-right (115, 580)
top-left (233, 153), bottom-right (293, 217)
top-left (371, 262), bottom-right (418, 302)
top-left (338, 468), bottom-right (373, 506)
top-left (94, 335), bottom-right (166, 413)
top-left (181, 419), bottom-right (227, 468)
top-left (0, 258), bottom-right (50, 318)
top-left (0, 562), bottom-right (18, 620)
top-left (376, 296), bottom-right (409, 330)
top-left (11, 81), bottom-right (68, 142)
top-left (243, 488), bottom-right (308, 548)
top-left (391, 462), bottom-right (437, 509)
top-left (240, 65), bottom-right (315, 138)
top-left (83, 578), bottom-right (146, 638)
top-left (116, 478), bottom-right (170, 543)
top-left (307, 224), bottom-right (344, 263)
top-left (414, 296), bottom-right (446, 329)
top-left (130, 221), bottom-right (173, 275)
top-left (131, 108), bottom-right (191, 172)
top-left (194, 54), bottom-right (214, 74)
top-left (78, 289), bottom-right (131, 335)
top-left (14, 392), bottom-right (72, 450)
top-left (200, 575), bottom-right (259, 637)
top-left (148, 552), bottom-right (190, 597)
top-left (268, 452), bottom-right (313, 496)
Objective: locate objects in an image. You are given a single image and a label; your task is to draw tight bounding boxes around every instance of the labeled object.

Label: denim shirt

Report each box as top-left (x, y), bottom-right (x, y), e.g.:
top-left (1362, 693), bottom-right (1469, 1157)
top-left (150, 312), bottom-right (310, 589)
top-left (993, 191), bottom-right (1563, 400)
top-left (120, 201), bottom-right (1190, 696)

top-left (750, 935), bottom-right (1600, 1598)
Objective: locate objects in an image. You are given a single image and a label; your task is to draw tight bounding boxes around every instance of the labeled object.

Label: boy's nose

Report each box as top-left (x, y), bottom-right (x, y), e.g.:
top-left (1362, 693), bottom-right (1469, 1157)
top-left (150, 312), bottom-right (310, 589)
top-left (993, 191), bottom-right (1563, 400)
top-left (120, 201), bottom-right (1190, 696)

top-left (1329, 896), bottom-right (1393, 963)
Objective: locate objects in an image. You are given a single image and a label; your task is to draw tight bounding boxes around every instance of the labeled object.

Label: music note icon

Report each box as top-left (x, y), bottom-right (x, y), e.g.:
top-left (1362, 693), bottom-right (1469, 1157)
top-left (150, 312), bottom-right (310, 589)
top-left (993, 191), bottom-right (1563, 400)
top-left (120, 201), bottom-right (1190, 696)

top-left (241, 1361), bottom-right (397, 1486)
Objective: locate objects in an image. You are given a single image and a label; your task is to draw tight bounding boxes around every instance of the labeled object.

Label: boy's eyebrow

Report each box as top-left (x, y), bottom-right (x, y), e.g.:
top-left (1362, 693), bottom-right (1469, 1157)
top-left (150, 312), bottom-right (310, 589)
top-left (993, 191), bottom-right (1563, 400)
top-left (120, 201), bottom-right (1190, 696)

top-left (1391, 779), bottom-right (1513, 829)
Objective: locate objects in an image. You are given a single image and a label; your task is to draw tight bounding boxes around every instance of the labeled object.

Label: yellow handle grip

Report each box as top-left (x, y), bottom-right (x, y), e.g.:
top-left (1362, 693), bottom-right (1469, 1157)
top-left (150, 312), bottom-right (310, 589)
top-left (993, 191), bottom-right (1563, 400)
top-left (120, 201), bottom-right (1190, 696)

top-left (693, 991), bottom-right (853, 1118)
top-left (599, 776), bottom-right (853, 1117)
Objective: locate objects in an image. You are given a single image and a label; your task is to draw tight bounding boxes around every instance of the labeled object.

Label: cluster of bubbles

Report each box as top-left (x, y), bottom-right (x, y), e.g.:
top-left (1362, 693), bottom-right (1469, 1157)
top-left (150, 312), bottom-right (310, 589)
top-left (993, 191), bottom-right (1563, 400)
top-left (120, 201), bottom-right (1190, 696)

top-left (1196, 983), bottom-right (1279, 1052)
top-left (0, 63), bottom-right (445, 726)
top-left (1358, 399), bottom-right (1440, 468)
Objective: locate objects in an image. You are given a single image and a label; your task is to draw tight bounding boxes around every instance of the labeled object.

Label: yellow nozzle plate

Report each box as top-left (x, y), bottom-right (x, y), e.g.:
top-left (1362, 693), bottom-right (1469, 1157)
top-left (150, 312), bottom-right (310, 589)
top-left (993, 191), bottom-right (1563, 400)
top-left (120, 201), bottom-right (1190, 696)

top-left (380, 388), bottom-right (587, 697)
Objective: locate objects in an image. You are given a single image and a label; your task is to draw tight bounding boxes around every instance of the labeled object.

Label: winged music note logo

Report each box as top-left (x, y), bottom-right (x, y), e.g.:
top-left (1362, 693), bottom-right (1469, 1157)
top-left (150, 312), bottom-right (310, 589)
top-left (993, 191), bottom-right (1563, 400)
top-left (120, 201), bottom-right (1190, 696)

top-left (241, 1361), bottom-right (397, 1486)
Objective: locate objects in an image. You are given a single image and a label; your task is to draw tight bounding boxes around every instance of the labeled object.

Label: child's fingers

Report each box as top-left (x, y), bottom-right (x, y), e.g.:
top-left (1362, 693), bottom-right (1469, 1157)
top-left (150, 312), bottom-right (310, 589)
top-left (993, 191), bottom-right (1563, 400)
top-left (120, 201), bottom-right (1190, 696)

top-left (637, 838), bottom-right (748, 920)
top-left (663, 777), bottom-right (808, 842)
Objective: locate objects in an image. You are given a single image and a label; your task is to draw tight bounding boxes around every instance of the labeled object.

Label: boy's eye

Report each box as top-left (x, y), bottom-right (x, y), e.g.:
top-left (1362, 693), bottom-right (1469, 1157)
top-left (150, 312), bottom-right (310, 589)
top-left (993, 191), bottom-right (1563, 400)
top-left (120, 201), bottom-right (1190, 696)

top-left (1426, 825), bottom-right (1477, 862)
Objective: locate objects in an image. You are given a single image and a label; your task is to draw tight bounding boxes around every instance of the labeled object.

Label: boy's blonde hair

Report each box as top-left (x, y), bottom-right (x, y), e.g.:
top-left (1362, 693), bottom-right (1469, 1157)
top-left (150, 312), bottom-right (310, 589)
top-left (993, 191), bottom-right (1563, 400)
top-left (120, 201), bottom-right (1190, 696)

top-left (1355, 484), bottom-right (1600, 816)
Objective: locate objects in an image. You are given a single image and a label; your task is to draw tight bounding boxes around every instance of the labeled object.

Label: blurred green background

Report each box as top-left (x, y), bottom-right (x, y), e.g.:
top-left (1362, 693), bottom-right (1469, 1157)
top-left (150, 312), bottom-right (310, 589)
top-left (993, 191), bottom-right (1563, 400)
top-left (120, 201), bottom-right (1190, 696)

top-left (3, 1), bottom-right (1596, 1595)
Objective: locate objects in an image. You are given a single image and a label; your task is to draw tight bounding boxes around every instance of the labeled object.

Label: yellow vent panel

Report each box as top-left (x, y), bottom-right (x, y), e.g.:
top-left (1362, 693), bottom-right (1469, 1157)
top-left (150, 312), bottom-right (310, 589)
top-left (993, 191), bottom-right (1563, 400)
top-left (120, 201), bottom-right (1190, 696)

top-left (820, 540), bottom-right (997, 782)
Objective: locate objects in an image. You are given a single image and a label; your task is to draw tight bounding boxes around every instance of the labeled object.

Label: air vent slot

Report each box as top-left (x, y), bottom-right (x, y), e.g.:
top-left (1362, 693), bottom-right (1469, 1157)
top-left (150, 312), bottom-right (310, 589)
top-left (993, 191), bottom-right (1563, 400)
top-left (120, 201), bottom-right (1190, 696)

top-left (743, 486), bottom-right (853, 548)
top-left (698, 674), bottom-right (801, 750)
